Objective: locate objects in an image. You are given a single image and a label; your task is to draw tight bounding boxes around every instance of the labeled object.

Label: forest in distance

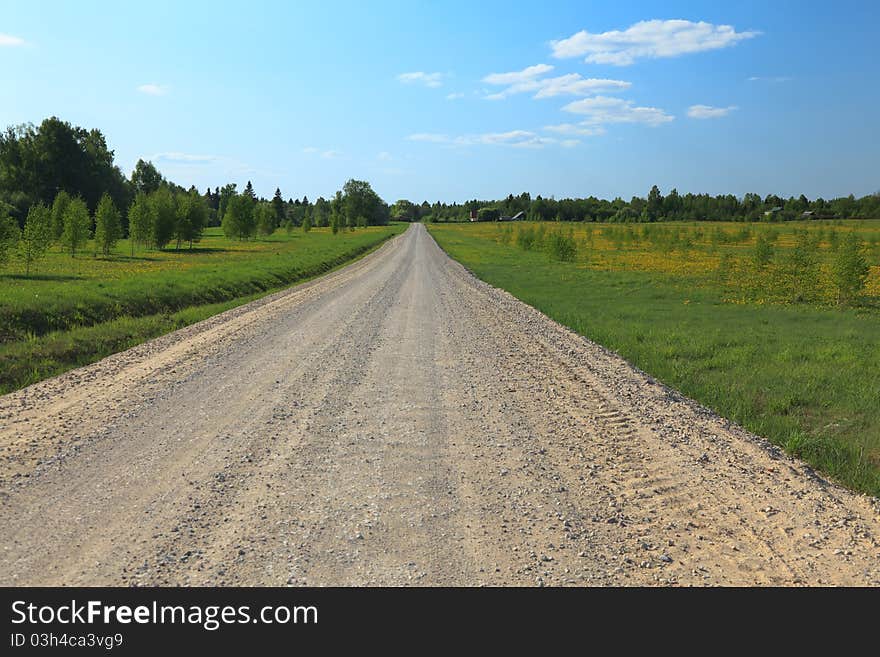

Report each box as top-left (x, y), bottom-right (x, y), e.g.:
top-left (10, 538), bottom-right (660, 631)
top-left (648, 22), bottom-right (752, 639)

top-left (397, 186), bottom-right (880, 225)
top-left (2, 117), bottom-right (878, 246)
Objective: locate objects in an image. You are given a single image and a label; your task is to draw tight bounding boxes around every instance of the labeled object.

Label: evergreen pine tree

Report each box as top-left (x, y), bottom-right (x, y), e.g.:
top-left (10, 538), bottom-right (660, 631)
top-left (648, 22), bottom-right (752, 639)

top-left (244, 180), bottom-right (256, 204)
top-left (272, 188), bottom-right (285, 225)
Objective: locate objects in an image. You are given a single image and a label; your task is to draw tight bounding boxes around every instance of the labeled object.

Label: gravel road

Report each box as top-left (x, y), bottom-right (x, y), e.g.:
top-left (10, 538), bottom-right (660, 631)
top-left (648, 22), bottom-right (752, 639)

top-left (1, 223), bottom-right (878, 586)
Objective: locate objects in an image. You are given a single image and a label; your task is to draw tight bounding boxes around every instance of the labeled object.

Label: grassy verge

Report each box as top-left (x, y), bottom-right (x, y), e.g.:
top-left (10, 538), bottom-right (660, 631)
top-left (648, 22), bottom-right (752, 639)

top-left (428, 222), bottom-right (880, 497)
top-left (0, 225), bottom-right (405, 341)
top-left (0, 225), bottom-right (404, 393)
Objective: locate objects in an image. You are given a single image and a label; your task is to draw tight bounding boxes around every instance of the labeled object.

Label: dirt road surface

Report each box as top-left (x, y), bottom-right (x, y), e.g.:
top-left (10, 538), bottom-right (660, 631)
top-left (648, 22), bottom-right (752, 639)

top-left (1, 224), bottom-right (878, 586)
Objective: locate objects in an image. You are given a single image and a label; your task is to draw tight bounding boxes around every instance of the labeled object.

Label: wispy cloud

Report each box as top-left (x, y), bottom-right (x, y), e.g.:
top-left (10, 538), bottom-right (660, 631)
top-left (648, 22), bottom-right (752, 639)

top-left (408, 130), bottom-right (570, 149)
top-left (302, 146), bottom-right (342, 159)
top-left (151, 152), bottom-right (217, 164)
top-left (407, 133), bottom-right (451, 143)
top-left (562, 96), bottom-right (674, 126)
top-left (482, 64), bottom-right (554, 86)
top-left (483, 64), bottom-right (631, 100)
top-left (475, 130), bottom-right (556, 147)
top-left (445, 92), bottom-right (465, 101)
top-left (551, 19), bottom-right (760, 66)
top-left (532, 75), bottom-right (631, 98)
top-left (0, 33), bottom-right (26, 47)
top-left (141, 152), bottom-right (274, 181)
top-left (543, 123), bottom-right (607, 137)
top-left (137, 83), bottom-right (169, 96)
top-left (397, 71), bottom-right (446, 88)
top-left (748, 76), bottom-right (792, 83)
top-left (687, 104), bottom-right (738, 119)
top-left (377, 151), bottom-right (393, 161)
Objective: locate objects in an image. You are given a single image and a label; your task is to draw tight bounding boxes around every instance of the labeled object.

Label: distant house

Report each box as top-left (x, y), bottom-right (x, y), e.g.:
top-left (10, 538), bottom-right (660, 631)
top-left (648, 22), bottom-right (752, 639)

top-left (801, 211), bottom-right (816, 219)
top-left (469, 209), bottom-right (478, 222)
top-left (499, 211), bottom-right (526, 222)
top-left (763, 206), bottom-right (783, 218)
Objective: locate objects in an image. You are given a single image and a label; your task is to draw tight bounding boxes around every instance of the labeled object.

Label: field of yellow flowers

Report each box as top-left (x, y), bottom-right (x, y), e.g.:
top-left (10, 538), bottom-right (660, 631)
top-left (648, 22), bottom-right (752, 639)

top-left (486, 219), bottom-right (880, 306)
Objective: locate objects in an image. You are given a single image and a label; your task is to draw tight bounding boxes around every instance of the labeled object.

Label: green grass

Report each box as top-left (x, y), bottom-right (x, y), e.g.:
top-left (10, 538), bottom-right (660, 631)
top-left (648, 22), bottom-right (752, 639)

top-left (428, 222), bottom-right (880, 497)
top-left (0, 225), bottom-right (405, 393)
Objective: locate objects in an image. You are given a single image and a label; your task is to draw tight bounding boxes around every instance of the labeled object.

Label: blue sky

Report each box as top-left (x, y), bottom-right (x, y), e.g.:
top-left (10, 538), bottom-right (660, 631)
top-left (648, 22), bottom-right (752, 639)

top-left (2, 1), bottom-right (878, 202)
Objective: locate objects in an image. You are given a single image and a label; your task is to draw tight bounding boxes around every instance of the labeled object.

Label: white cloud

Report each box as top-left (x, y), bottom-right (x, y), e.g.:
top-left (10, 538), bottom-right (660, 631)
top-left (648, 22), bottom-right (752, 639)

top-left (482, 64), bottom-right (554, 86)
top-left (483, 65), bottom-right (632, 100)
top-left (137, 83), bottom-right (169, 96)
top-left (397, 71), bottom-right (445, 88)
top-left (535, 75), bottom-right (631, 98)
top-left (687, 104), bottom-right (738, 119)
top-left (0, 33), bottom-right (25, 47)
top-left (321, 150), bottom-right (341, 159)
top-left (301, 146), bottom-right (320, 154)
top-left (445, 92), bottom-right (465, 100)
top-left (474, 130), bottom-right (555, 147)
top-left (562, 96), bottom-right (674, 126)
top-left (483, 64), bottom-right (630, 99)
top-left (551, 19), bottom-right (759, 66)
top-left (377, 151), bottom-right (392, 161)
top-left (543, 123), bottom-right (607, 137)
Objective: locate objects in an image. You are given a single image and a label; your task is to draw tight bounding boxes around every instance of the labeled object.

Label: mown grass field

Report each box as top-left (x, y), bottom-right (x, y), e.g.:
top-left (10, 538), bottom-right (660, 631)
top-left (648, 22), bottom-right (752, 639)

top-left (0, 224), bottom-right (405, 393)
top-left (428, 220), bottom-right (880, 497)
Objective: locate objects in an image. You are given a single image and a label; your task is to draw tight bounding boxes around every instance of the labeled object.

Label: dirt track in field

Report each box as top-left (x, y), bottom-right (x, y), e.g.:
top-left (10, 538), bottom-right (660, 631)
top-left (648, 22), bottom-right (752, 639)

top-left (1, 223), bottom-right (878, 586)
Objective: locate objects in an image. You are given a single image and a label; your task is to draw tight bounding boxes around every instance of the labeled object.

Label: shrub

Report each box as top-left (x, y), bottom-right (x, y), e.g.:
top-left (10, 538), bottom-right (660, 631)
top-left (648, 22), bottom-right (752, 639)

top-left (547, 230), bottom-right (577, 262)
top-left (832, 232), bottom-right (869, 305)
top-left (786, 232), bottom-right (821, 303)
top-left (516, 226), bottom-right (537, 250)
top-left (753, 233), bottom-right (774, 268)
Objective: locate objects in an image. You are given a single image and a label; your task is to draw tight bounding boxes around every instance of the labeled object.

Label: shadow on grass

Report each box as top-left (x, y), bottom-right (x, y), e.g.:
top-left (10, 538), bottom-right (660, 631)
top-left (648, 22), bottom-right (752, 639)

top-left (155, 246), bottom-right (234, 254)
top-left (96, 254), bottom-right (162, 262)
top-left (97, 248), bottom-right (235, 261)
top-left (1, 273), bottom-right (84, 282)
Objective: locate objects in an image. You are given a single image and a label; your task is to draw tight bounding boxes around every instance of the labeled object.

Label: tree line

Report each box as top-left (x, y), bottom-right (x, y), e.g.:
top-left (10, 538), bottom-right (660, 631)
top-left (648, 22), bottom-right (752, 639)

top-left (212, 178), bottom-right (390, 240)
top-left (392, 186), bottom-right (880, 224)
top-left (0, 117), bottom-right (391, 274)
top-left (0, 186), bottom-right (212, 272)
